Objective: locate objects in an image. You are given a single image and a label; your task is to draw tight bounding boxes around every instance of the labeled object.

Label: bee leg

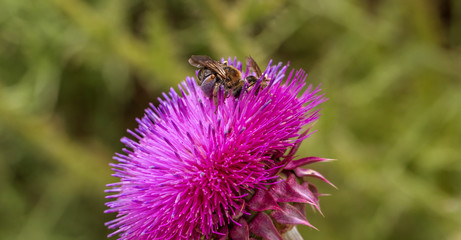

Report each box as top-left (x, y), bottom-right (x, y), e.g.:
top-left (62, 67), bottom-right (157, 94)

top-left (212, 84), bottom-right (220, 113)
top-left (224, 89), bottom-right (231, 98)
top-left (200, 75), bottom-right (217, 97)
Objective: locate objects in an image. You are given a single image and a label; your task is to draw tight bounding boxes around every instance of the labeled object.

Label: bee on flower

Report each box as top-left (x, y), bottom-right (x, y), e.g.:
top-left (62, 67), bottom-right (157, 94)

top-left (105, 56), bottom-right (334, 240)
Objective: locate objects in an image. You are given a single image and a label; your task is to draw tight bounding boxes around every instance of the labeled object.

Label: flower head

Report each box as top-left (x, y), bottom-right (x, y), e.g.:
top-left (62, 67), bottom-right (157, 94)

top-left (105, 57), bottom-right (333, 239)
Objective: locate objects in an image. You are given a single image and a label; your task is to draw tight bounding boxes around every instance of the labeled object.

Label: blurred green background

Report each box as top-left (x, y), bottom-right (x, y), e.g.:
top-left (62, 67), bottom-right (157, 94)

top-left (1, 0), bottom-right (460, 239)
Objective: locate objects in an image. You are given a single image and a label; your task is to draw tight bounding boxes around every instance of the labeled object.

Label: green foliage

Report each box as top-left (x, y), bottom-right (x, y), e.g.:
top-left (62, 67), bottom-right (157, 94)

top-left (0, 0), bottom-right (460, 239)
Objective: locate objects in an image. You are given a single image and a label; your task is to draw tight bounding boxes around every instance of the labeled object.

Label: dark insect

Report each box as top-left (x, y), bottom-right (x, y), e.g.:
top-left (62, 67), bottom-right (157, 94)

top-left (188, 55), bottom-right (244, 99)
top-left (245, 56), bottom-right (269, 93)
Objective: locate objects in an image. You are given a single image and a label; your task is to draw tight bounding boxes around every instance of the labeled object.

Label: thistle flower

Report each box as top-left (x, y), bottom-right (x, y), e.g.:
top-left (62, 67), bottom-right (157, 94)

top-left (105, 57), bottom-right (333, 240)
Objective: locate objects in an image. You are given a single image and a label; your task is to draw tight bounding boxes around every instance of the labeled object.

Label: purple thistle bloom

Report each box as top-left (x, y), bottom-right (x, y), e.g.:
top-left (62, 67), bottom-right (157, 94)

top-left (105, 57), bottom-right (333, 240)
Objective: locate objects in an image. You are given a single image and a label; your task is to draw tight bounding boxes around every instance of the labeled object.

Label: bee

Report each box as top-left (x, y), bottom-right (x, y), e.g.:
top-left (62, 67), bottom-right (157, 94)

top-left (245, 56), bottom-right (269, 92)
top-left (188, 55), bottom-right (244, 99)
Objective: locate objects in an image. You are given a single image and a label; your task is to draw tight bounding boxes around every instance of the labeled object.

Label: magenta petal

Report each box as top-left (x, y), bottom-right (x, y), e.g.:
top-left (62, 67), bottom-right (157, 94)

top-left (270, 174), bottom-right (319, 206)
top-left (230, 200), bottom-right (246, 219)
top-left (284, 129), bottom-right (310, 158)
top-left (305, 181), bottom-right (333, 216)
top-left (287, 174), bottom-right (320, 207)
top-left (285, 157), bottom-right (333, 170)
top-left (249, 213), bottom-right (283, 240)
top-left (294, 167), bottom-right (337, 188)
top-left (271, 203), bottom-right (317, 229)
top-left (301, 182), bottom-right (324, 215)
top-left (269, 179), bottom-right (311, 203)
top-left (216, 225), bottom-right (228, 240)
top-left (303, 182), bottom-right (326, 198)
top-left (248, 188), bottom-right (281, 211)
top-left (230, 218), bottom-right (249, 240)
top-left (292, 202), bottom-right (307, 217)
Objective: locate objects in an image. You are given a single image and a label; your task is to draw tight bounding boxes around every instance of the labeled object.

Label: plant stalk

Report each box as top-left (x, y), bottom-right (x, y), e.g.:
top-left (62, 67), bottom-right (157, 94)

top-left (282, 226), bottom-right (304, 240)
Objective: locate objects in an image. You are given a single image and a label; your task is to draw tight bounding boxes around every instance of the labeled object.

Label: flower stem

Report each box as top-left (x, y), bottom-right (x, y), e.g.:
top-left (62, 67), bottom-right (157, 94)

top-left (282, 226), bottom-right (304, 240)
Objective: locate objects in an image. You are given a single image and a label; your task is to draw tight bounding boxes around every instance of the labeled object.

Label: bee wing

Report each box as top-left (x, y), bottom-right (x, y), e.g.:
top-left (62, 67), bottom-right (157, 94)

top-left (246, 56), bottom-right (262, 78)
top-left (206, 62), bottom-right (227, 80)
top-left (189, 55), bottom-right (212, 67)
top-left (189, 55), bottom-right (226, 79)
